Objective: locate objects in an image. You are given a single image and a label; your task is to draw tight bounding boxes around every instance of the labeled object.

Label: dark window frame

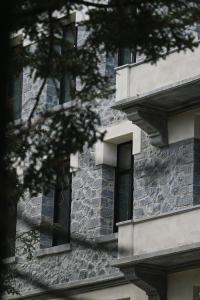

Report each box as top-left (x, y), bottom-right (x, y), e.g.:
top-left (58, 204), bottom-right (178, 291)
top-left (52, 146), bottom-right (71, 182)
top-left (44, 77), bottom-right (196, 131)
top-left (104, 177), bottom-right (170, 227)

top-left (113, 141), bottom-right (134, 232)
top-left (4, 200), bottom-right (17, 258)
top-left (7, 45), bottom-right (23, 121)
top-left (59, 22), bottom-right (77, 104)
top-left (52, 162), bottom-right (72, 246)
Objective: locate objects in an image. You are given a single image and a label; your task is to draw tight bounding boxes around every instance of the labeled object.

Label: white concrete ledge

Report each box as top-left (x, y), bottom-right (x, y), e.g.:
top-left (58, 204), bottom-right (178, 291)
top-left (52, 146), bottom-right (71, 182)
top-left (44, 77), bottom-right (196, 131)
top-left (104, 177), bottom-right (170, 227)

top-left (116, 45), bottom-right (200, 102)
top-left (117, 205), bottom-right (200, 260)
top-left (4, 274), bottom-right (124, 300)
top-left (95, 121), bottom-right (141, 167)
top-left (118, 204), bottom-right (200, 227)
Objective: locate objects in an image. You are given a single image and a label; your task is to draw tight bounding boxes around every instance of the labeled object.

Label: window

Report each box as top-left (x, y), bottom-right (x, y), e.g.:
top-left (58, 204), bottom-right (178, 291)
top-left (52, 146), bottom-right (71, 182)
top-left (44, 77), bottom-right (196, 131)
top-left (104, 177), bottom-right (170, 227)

top-left (59, 23), bottom-right (77, 104)
top-left (118, 48), bottom-right (136, 66)
top-left (114, 141), bottom-right (133, 232)
top-left (7, 45), bottom-right (23, 120)
top-left (197, 23), bottom-right (200, 40)
top-left (8, 73), bottom-right (23, 120)
top-left (95, 121), bottom-right (140, 234)
top-left (41, 160), bottom-right (72, 248)
top-left (53, 161), bottom-right (71, 246)
top-left (4, 200), bottom-right (17, 258)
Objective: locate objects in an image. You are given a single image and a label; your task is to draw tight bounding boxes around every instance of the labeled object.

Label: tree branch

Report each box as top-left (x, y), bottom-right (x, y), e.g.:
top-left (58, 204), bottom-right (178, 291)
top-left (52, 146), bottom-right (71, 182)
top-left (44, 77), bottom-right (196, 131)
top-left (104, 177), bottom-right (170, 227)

top-left (28, 78), bottom-right (47, 124)
top-left (12, 0), bottom-right (112, 26)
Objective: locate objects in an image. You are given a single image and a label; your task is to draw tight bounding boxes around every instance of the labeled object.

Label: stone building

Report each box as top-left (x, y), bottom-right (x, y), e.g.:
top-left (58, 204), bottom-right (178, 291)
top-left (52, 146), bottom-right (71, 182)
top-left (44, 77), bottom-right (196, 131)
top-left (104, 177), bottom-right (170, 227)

top-left (5, 10), bottom-right (200, 300)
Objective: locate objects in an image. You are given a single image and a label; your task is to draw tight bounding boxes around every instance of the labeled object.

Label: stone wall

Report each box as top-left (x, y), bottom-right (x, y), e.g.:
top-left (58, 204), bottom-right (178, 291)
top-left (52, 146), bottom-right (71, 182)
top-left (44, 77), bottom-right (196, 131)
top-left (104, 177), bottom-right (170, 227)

top-left (14, 120), bottom-right (121, 294)
top-left (11, 19), bottom-right (200, 297)
top-left (134, 133), bottom-right (199, 219)
top-left (14, 46), bottom-right (124, 294)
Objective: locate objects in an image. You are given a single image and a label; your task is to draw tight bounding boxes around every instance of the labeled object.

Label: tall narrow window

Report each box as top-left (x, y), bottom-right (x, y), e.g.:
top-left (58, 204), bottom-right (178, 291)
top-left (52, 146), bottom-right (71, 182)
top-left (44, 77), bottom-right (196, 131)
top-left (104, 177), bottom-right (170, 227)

top-left (60, 23), bottom-right (77, 104)
top-left (7, 69), bottom-right (23, 120)
top-left (114, 142), bottom-right (133, 232)
top-left (4, 200), bottom-right (17, 258)
top-left (40, 161), bottom-right (72, 248)
top-left (7, 43), bottom-right (23, 120)
top-left (53, 161), bottom-right (72, 246)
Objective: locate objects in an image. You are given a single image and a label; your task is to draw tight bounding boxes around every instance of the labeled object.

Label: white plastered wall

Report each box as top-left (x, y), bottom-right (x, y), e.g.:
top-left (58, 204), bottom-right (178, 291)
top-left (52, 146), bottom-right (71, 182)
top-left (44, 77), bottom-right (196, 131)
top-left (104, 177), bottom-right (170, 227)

top-left (71, 283), bottom-right (147, 300)
top-left (70, 152), bottom-right (79, 172)
top-left (168, 109), bottom-right (200, 144)
top-left (95, 121), bottom-right (141, 167)
top-left (168, 268), bottom-right (200, 300)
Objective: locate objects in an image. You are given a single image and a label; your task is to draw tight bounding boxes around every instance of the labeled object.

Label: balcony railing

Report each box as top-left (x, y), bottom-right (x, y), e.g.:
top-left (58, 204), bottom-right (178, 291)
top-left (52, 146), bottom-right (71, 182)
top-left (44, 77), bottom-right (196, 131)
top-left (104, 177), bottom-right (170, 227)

top-left (115, 45), bottom-right (200, 108)
top-left (113, 46), bottom-right (200, 147)
top-left (116, 206), bottom-right (200, 270)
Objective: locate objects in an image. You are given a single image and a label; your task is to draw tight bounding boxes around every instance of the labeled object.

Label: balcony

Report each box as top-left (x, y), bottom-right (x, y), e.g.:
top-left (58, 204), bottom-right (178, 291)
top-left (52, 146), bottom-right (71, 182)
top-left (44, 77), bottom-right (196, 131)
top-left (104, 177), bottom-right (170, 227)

top-left (114, 207), bottom-right (200, 300)
top-left (117, 206), bottom-right (200, 266)
top-left (113, 46), bottom-right (200, 147)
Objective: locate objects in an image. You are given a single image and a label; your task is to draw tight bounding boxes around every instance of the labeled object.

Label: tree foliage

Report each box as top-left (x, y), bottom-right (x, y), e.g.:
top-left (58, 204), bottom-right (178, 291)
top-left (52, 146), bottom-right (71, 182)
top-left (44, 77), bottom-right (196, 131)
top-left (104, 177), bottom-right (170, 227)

top-left (1, 0), bottom-right (200, 296)
top-left (7, 0), bottom-right (200, 197)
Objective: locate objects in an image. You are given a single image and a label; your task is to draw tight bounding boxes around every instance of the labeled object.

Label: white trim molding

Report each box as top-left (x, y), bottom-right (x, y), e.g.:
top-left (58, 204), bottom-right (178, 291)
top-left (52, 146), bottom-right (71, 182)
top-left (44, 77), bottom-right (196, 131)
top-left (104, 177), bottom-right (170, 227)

top-left (168, 109), bottom-right (200, 144)
top-left (95, 121), bottom-right (141, 167)
top-left (70, 152), bottom-right (79, 172)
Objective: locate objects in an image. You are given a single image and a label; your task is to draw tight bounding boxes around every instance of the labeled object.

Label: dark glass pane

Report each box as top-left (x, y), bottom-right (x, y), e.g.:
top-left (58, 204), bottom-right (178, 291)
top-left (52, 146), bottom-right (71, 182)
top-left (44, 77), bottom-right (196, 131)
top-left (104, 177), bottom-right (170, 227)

top-left (60, 73), bottom-right (75, 104)
top-left (118, 142), bottom-right (132, 170)
top-left (8, 72), bottom-right (22, 120)
top-left (40, 191), bottom-right (55, 249)
top-left (116, 173), bottom-right (132, 223)
top-left (114, 141), bottom-right (133, 232)
top-left (53, 162), bottom-right (71, 246)
top-left (60, 23), bottom-right (76, 104)
top-left (4, 200), bottom-right (17, 257)
top-left (197, 23), bottom-right (200, 40)
top-left (118, 48), bottom-right (132, 66)
top-left (63, 23), bottom-right (76, 45)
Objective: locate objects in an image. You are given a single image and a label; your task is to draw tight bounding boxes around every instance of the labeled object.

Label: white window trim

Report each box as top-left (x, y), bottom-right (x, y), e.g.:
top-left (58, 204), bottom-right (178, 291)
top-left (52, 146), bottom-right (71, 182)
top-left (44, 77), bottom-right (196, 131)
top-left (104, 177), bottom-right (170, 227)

top-left (70, 152), bottom-right (79, 172)
top-left (95, 120), bottom-right (141, 167)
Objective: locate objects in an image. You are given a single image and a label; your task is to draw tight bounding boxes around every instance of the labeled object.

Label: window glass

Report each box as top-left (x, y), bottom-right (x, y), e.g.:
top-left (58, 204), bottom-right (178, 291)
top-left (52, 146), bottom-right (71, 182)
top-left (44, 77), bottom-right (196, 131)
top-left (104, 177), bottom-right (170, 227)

top-left (8, 71), bottom-right (23, 120)
top-left (197, 23), bottom-right (200, 40)
top-left (116, 173), bottom-right (132, 222)
top-left (60, 23), bottom-right (76, 104)
top-left (53, 163), bottom-right (71, 246)
top-left (118, 48), bottom-right (136, 66)
top-left (118, 142), bottom-right (132, 170)
top-left (40, 160), bottom-right (71, 248)
top-left (114, 141), bottom-right (133, 231)
top-left (4, 200), bottom-right (17, 258)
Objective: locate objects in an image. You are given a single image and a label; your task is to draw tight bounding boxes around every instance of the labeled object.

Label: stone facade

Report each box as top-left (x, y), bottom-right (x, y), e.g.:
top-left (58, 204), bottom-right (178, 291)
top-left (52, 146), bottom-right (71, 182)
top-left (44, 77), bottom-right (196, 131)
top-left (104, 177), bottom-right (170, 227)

top-left (134, 134), bottom-right (200, 219)
top-left (12, 24), bottom-right (125, 295)
top-left (8, 16), bottom-right (200, 300)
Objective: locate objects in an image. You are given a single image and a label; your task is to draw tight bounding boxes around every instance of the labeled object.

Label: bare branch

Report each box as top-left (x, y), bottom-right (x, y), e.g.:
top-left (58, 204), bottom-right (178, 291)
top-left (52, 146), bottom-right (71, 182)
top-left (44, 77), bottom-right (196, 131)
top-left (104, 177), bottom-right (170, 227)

top-left (28, 78), bottom-right (47, 124)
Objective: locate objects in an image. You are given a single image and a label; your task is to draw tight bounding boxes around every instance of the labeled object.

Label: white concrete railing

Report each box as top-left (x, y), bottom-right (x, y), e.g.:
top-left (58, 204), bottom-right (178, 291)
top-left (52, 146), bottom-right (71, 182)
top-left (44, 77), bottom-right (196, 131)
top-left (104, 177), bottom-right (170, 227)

top-left (117, 206), bottom-right (200, 259)
top-left (115, 46), bottom-right (200, 102)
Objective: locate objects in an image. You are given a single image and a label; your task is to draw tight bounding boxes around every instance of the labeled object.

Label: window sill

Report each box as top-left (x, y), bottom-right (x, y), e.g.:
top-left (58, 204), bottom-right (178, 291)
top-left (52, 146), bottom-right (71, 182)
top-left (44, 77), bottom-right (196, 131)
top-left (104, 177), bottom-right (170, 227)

top-left (34, 243), bottom-right (71, 258)
top-left (95, 233), bottom-right (118, 245)
top-left (49, 99), bottom-right (76, 113)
